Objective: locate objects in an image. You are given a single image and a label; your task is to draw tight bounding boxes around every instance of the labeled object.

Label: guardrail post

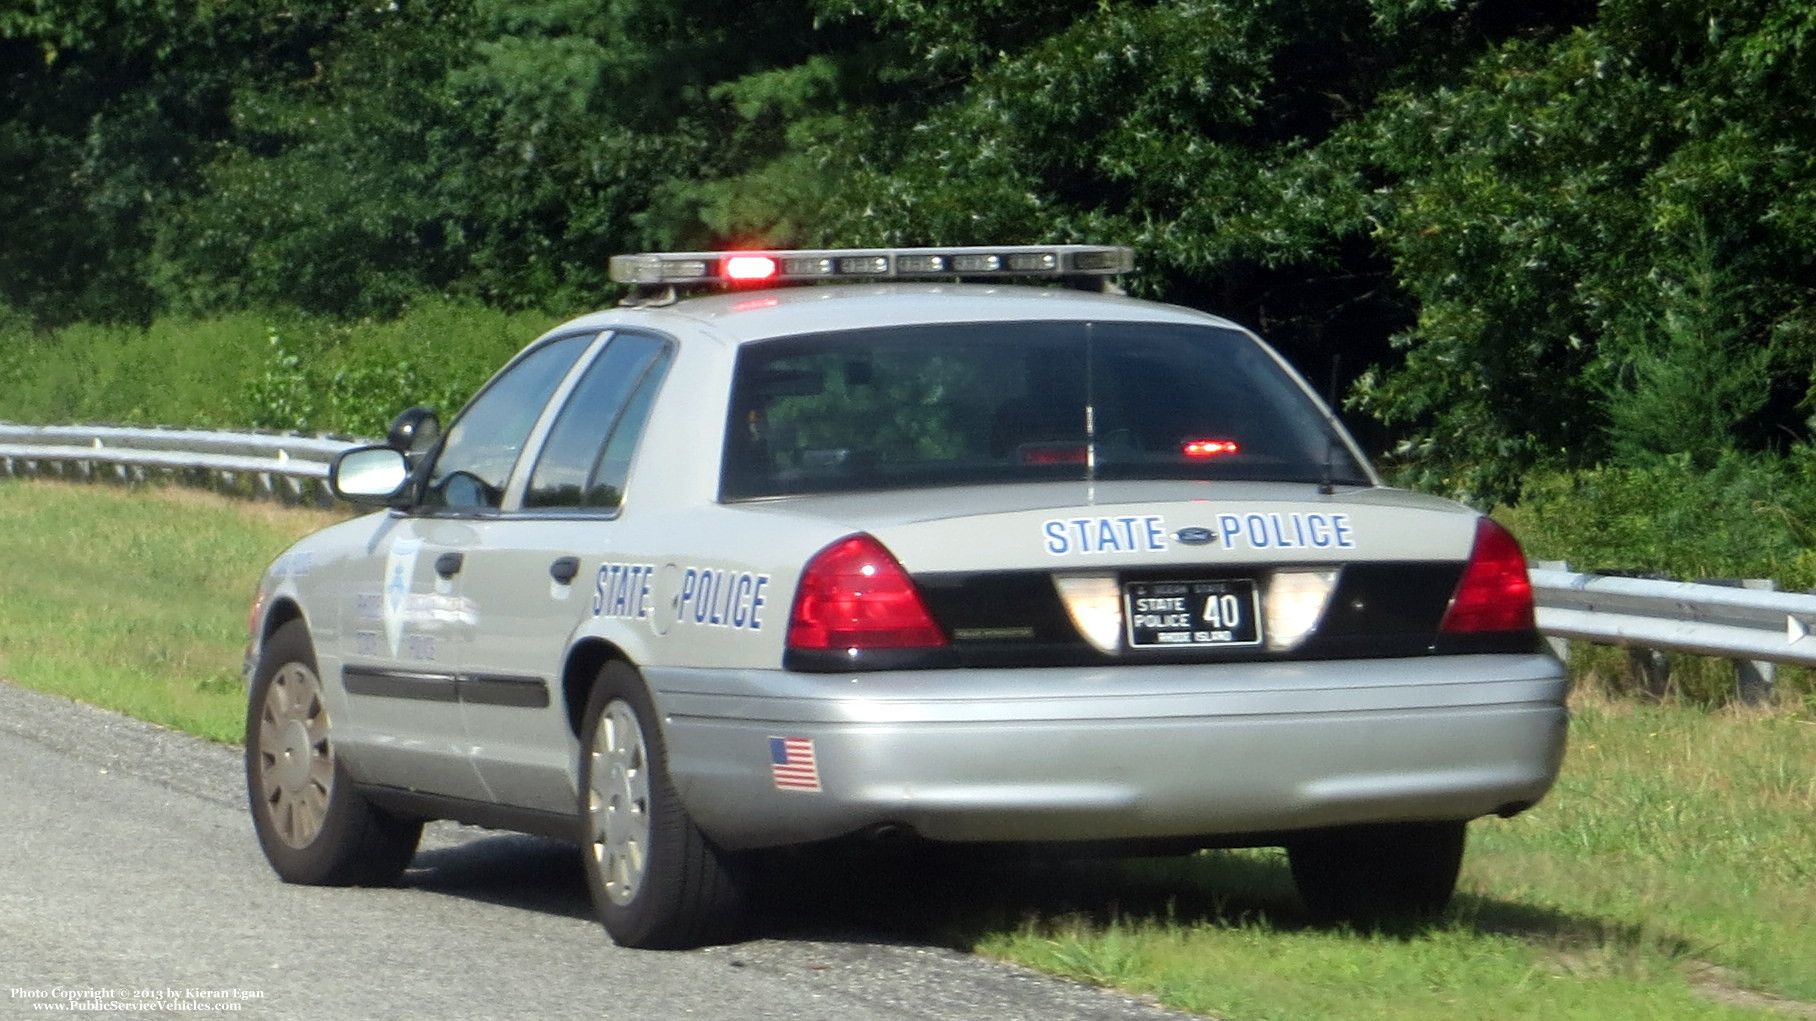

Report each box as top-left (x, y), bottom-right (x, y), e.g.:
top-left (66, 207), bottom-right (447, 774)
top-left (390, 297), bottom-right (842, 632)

top-left (1736, 579), bottom-right (1777, 705)
top-left (1531, 561), bottom-right (1571, 664)
top-left (1627, 648), bottom-right (1671, 699)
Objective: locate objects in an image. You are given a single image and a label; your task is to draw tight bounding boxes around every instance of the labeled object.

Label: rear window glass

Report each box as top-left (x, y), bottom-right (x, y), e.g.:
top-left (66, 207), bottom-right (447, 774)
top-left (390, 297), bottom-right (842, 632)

top-left (720, 321), bottom-right (1367, 499)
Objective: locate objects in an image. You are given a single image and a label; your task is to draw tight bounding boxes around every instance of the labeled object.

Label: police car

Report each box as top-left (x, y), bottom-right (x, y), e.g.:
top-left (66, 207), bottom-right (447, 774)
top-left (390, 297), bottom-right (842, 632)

top-left (244, 244), bottom-right (1567, 949)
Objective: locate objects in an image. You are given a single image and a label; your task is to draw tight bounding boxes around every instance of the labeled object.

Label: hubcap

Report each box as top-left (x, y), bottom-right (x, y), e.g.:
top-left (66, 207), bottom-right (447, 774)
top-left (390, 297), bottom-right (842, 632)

top-left (257, 662), bottom-right (334, 849)
top-left (586, 701), bottom-right (651, 906)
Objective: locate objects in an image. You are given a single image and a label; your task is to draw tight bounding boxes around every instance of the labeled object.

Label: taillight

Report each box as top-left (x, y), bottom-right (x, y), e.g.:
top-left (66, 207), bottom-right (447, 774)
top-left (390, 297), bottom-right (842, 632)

top-left (787, 534), bottom-right (947, 650)
top-left (1441, 518), bottom-right (1535, 633)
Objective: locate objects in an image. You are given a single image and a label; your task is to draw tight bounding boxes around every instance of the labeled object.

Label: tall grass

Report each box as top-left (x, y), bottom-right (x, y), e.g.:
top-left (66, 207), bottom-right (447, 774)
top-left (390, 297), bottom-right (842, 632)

top-left (0, 480), bottom-right (345, 741)
top-left (0, 311), bottom-right (278, 427)
top-left (0, 297), bottom-right (561, 435)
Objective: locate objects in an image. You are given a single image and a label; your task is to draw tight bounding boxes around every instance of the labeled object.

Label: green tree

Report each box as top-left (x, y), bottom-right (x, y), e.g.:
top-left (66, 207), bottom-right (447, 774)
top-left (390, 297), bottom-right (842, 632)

top-left (0, 0), bottom-right (372, 323)
top-left (1349, 0), bottom-right (1816, 500)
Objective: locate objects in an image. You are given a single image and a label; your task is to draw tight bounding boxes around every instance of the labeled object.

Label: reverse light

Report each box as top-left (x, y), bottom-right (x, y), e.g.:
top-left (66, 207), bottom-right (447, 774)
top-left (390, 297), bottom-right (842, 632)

top-left (1052, 574), bottom-right (1123, 654)
top-left (787, 535), bottom-right (946, 651)
top-left (1441, 518), bottom-right (1536, 633)
top-left (1263, 569), bottom-right (1338, 651)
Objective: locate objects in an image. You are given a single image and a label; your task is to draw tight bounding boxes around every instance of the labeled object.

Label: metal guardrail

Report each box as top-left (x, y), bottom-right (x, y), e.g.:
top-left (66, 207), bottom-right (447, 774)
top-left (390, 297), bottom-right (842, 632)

top-left (0, 423), bottom-right (357, 504)
top-left (1531, 569), bottom-right (1816, 665)
top-left (1531, 568), bottom-right (1805, 703)
top-left (0, 422), bottom-right (1803, 700)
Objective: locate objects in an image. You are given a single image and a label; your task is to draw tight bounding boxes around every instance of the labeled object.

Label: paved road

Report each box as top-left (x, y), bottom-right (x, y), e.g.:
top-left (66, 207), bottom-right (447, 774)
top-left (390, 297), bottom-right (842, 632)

top-left (0, 681), bottom-right (1187, 1021)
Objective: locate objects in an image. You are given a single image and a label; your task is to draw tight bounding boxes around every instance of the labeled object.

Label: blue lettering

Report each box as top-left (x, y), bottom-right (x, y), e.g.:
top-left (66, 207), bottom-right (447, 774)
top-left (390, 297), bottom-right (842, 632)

top-left (749, 575), bottom-right (768, 630)
top-left (591, 563), bottom-right (659, 619)
top-left (1245, 514), bottom-right (1270, 548)
top-left (731, 574), bottom-right (753, 627)
top-left (1045, 515), bottom-right (1172, 555)
top-left (1306, 514), bottom-right (1331, 547)
top-left (1218, 514), bottom-right (1242, 548)
top-left (696, 570), bottom-right (717, 624)
top-left (610, 563), bottom-right (631, 610)
top-left (1212, 511), bottom-right (1358, 551)
top-left (1096, 518), bottom-right (1122, 552)
top-left (1267, 513), bottom-right (1299, 549)
top-left (718, 570), bottom-right (739, 625)
top-left (1143, 515), bottom-right (1167, 551)
top-left (1069, 518), bottom-right (1093, 551)
top-left (674, 567), bottom-right (774, 630)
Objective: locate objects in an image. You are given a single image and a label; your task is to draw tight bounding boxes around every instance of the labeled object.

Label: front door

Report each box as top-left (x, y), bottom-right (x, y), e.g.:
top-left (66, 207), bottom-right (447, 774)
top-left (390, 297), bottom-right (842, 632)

top-left (336, 513), bottom-right (489, 800)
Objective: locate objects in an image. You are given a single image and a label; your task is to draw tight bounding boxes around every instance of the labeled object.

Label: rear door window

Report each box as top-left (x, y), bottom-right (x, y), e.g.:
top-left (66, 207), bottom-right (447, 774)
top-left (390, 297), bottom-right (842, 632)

top-left (524, 332), bottom-right (672, 512)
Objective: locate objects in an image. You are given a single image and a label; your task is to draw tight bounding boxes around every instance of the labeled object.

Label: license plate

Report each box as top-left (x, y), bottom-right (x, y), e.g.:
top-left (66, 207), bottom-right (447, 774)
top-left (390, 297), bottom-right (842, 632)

top-left (1124, 579), bottom-right (1261, 648)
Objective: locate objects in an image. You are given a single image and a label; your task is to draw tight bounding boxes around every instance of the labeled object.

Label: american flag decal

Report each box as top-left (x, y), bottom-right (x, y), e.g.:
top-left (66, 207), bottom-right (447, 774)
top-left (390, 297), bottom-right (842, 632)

top-left (768, 736), bottom-right (821, 792)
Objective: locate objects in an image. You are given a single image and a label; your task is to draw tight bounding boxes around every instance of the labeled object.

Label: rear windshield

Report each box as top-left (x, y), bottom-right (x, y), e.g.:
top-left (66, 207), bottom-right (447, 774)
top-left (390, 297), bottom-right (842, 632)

top-left (720, 320), bottom-right (1367, 500)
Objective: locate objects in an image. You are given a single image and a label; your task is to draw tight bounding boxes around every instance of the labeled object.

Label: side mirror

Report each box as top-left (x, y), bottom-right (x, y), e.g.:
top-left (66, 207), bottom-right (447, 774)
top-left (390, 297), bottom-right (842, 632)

top-left (329, 445), bottom-right (411, 504)
top-left (386, 406), bottom-right (440, 454)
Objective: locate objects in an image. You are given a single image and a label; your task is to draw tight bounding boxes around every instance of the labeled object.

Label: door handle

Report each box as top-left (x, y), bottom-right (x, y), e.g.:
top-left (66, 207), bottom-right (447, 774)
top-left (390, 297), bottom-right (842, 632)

top-left (434, 551), bottom-right (465, 578)
top-left (550, 556), bottom-right (581, 584)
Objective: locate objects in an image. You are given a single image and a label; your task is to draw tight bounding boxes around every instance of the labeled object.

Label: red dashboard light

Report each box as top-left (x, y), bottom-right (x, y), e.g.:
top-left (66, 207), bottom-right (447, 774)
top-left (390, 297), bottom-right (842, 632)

top-left (1019, 443), bottom-right (1089, 465)
top-left (724, 255), bottom-right (778, 281)
top-left (1182, 438), bottom-right (1240, 458)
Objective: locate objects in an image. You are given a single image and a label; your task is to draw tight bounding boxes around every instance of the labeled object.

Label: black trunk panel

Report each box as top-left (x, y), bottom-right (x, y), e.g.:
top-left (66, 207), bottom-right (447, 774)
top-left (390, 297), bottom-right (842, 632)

top-left (783, 562), bottom-right (1540, 672)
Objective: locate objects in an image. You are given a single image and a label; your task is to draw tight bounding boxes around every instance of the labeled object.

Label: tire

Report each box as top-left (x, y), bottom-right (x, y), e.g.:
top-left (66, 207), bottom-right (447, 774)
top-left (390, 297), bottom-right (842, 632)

top-left (1287, 820), bottom-right (1467, 924)
top-left (246, 618), bottom-right (422, 886)
top-left (577, 660), bottom-right (747, 949)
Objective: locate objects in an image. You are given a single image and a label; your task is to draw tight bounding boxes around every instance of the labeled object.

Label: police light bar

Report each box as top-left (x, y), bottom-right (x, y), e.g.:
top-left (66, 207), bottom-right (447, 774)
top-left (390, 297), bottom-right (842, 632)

top-left (608, 244), bottom-right (1135, 287)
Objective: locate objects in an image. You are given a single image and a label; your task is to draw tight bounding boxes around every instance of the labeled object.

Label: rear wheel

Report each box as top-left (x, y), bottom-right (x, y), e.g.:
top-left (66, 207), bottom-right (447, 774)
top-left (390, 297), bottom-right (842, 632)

top-left (246, 619), bottom-right (422, 886)
top-left (1287, 820), bottom-right (1467, 923)
top-left (578, 660), bottom-right (747, 948)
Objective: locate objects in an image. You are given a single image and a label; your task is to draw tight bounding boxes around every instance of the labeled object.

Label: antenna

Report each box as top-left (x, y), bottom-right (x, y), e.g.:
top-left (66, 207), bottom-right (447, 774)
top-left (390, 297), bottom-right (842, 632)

top-left (1319, 354), bottom-right (1341, 496)
top-left (1084, 321), bottom-right (1098, 506)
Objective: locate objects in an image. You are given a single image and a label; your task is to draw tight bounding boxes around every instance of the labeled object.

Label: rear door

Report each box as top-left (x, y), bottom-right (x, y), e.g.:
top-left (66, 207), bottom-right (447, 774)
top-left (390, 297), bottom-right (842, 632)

top-left (456, 331), bottom-right (676, 813)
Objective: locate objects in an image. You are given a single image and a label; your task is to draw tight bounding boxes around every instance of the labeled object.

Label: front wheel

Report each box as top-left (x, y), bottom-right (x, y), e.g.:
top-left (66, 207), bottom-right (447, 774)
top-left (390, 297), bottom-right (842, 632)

top-left (577, 660), bottom-right (747, 949)
top-left (1287, 820), bottom-right (1467, 924)
top-left (246, 619), bottom-right (422, 886)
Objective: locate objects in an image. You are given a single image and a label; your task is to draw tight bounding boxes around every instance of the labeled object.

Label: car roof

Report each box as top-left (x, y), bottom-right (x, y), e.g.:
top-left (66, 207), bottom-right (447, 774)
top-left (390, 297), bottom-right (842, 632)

top-left (553, 282), bottom-right (1250, 347)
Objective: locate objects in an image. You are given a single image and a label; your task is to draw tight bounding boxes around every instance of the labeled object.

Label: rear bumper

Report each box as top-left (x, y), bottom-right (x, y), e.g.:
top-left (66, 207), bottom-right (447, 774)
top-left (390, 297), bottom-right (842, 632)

top-left (648, 654), bottom-right (1569, 850)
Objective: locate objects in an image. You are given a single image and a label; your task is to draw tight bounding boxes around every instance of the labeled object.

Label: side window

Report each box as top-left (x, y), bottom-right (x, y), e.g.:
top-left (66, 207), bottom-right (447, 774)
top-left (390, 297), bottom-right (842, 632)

top-left (524, 333), bottom-right (672, 511)
top-left (423, 333), bottom-right (594, 510)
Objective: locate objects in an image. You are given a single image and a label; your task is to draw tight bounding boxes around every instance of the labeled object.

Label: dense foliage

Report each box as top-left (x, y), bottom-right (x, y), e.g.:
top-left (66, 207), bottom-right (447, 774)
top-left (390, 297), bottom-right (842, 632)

top-left (4, 0), bottom-right (1815, 507)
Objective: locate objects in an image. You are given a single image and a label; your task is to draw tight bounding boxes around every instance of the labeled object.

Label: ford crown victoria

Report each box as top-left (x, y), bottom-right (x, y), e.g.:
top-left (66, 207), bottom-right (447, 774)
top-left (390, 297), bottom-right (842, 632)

top-left (244, 244), bottom-right (1568, 948)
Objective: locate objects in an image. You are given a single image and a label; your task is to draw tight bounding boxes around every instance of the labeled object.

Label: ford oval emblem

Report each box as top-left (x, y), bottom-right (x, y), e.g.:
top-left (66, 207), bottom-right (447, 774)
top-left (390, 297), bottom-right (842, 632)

top-left (1175, 526), bottom-right (1216, 546)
